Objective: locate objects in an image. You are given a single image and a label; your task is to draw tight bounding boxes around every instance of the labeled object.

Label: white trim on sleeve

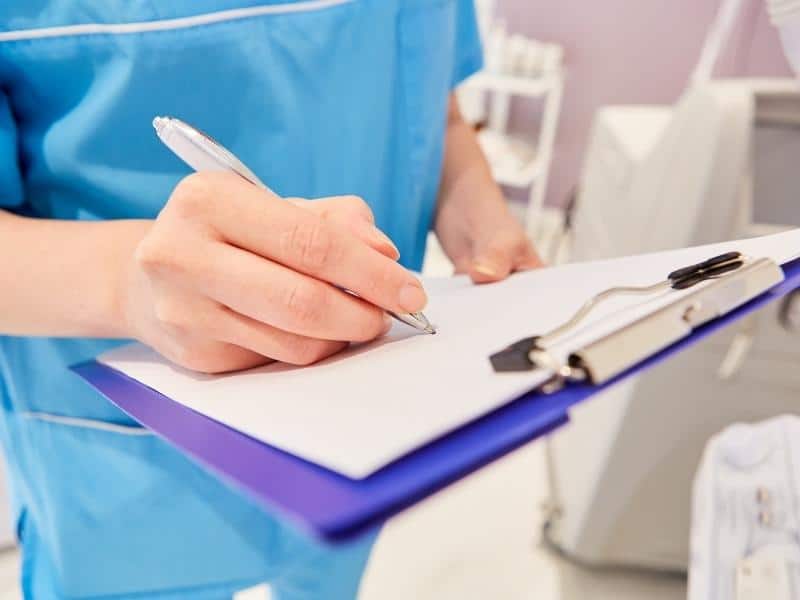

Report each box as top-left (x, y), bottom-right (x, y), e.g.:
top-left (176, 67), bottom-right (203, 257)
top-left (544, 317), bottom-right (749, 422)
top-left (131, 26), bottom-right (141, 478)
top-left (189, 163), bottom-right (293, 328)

top-left (0, 0), bottom-right (354, 43)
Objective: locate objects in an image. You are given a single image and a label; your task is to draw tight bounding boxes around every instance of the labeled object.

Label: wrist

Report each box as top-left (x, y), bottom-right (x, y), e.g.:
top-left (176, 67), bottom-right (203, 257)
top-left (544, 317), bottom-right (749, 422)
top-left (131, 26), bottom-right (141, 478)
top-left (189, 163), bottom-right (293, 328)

top-left (0, 216), bottom-right (154, 338)
top-left (437, 176), bottom-right (509, 235)
top-left (103, 220), bottom-right (153, 339)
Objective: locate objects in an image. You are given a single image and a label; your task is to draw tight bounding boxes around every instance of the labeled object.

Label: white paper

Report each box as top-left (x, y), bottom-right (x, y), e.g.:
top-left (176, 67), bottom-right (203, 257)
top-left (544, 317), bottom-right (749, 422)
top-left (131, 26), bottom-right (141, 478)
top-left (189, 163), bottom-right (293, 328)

top-left (100, 229), bottom-right (800, 479)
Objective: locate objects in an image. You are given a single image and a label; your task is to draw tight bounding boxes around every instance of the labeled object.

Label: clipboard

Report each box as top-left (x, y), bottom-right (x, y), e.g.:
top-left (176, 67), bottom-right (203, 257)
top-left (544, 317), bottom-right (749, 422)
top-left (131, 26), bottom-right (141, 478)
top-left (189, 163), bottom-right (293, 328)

top-left (73, 256), bottom-right (800, 544)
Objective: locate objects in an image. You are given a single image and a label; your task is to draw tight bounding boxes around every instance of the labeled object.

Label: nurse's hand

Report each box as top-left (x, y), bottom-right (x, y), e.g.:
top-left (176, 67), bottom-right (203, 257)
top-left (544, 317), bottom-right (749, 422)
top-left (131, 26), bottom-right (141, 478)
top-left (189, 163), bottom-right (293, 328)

top-left (436, 96), bottom-right (542, 283)
top-left (121, 172), bottom-right (426, 373)
top-left (435, 189), bottom-right (542, 283)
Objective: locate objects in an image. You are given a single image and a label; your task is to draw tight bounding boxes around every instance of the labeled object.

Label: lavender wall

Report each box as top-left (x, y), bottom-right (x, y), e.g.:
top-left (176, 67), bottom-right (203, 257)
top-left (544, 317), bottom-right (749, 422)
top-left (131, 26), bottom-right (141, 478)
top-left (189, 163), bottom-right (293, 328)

top-left (496, 0), bottom-right (793, 208)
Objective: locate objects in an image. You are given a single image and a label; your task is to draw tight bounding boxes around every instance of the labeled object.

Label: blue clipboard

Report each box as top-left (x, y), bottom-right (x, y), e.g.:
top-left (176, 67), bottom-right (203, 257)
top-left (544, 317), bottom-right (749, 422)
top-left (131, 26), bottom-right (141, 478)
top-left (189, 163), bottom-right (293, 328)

top-left (73, 258), bottom-right (800, 543)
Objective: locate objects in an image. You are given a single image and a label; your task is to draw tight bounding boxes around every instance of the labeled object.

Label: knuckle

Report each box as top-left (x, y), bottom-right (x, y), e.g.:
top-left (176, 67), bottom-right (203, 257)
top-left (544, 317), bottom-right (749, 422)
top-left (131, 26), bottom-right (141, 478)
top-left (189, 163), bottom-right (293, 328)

top-left (490, 233), bottom-right (515, 249)
top-left (487, 236), bottom-right (517, 258)
top-left (168, 173), bottom-right (214, 219)
top-left (153, 299), bottom-right (184, 328)
top-left (343, 195), bottom-right (374, 221)
top-left (352, 309), bottom-right (386, 342)
top-left (283, 338), bottom-right (327, 366)
top-left (283, 220), bottom-right (336, 271)
top-left (134, 236), bottom-right (173, 274)
top-left (284, 280), bottom-right (326, 327)
top-left (173, 345), bottom-right (215, 373)
top-left (361, 263), bottom-right (397, 299)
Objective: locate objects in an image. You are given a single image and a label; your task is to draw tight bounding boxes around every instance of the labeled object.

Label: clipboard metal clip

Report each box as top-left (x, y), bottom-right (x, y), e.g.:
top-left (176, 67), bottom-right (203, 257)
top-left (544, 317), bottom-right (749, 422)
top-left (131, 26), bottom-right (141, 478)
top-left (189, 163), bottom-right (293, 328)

top-left (488, 335), bottom-right (588, 394)
top-left (490, 252), bottom-right (786, 394)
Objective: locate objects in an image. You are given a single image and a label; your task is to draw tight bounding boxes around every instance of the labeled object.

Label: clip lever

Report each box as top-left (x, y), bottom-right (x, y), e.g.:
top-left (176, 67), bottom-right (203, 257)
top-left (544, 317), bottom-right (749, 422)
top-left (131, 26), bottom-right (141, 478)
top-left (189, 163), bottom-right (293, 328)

top-left (668, 252), bottom-right (743, 289)
top-left (489, 337), bottom-right (587, 394)
top-left (489, 252), bottom-right (782, 394)
top-left (489, 336), bottom-right (540, 373)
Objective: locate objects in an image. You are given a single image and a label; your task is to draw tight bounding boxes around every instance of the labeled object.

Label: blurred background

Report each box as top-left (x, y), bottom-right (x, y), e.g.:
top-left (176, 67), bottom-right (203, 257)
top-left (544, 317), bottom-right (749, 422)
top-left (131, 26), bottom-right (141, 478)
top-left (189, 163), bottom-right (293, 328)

top-left (414, 0), bottom-right (800, 598)
top-left (499, 0), bottom-right (791, 212)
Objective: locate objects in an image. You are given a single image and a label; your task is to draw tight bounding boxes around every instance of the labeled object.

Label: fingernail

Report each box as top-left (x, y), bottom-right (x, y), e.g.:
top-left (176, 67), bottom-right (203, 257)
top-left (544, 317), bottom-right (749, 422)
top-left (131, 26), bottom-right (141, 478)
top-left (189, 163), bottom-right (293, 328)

top-left (373, 228), bottom-right (400, 258)
top-left (381, 313), bottom-right (393, 334)
top-left (473, 262), bottom-right (498, 277)
top-left (398, 282), bottom-right (427, 313)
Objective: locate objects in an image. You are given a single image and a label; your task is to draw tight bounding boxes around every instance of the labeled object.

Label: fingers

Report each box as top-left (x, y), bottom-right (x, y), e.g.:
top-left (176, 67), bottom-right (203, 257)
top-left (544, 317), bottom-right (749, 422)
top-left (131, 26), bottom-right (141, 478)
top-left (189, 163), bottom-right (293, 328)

top-left (141, 287), bottom-right (276, 373)
top-left (169, 174), bottom-right (425, 315)
top-left (142, 260), bottom-right (384, 372)
top-left (289, 195), bottom-right (375, 225)
top-left (288, 196), bottom-right (400, 261)
top-left (157, 315), bottom-right (348, 373)
top-left (469, 235), bottom-right (517, 284)
top-left (216, 245), bottom-right (394, 342)
top-left (516, 243), bottom-right (544, 271)
top-left (138, 236), bottom-right (394, 342)
top-left (452, 258), bottom-right (473, 275)
top-left (343, 218), bottom-right (400, 261)
top-left (167, 340), bottom-right (273, 375)
top-left (468, 232), bottom-right (543, 284)
top-left (179, 298), bottom-right (353, 366)
top-left (143, 175), bottom-right (411, 373)
top-left (215, 307), bottom-right (352, 366)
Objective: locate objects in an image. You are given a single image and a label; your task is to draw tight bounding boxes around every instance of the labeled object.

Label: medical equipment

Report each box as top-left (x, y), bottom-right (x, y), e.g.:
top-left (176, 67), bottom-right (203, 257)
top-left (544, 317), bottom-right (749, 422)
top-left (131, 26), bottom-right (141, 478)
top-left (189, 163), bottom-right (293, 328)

top-left (542, 0), bottom-right (800, 572)
top-left (689, 415), bottom-right (800, 600)
top-left (769, 0), bottom-right (800, 73)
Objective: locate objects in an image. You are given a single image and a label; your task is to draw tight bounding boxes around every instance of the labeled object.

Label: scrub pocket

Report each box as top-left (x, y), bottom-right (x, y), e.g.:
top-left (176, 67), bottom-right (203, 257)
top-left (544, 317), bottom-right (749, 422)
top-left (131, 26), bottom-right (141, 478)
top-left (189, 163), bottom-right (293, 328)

top-left (16, 413), bottom-right (284, 598)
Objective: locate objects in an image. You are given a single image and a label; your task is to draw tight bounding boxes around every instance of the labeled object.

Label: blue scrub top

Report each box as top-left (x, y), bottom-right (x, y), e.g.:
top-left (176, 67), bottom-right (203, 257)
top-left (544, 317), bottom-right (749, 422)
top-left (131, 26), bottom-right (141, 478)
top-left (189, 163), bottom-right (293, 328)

top-left (0, 1), bottom-right (482, 598)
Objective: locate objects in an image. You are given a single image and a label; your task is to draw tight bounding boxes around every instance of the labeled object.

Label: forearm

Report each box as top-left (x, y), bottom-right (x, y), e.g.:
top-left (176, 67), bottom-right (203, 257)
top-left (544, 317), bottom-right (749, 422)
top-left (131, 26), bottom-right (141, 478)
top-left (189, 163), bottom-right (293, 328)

top-left (437, 96), bottom-right (506, 218)
top-left (434, 96), bottom-right (540, 279)
top-left (0, 210), bottom-right (150, 337)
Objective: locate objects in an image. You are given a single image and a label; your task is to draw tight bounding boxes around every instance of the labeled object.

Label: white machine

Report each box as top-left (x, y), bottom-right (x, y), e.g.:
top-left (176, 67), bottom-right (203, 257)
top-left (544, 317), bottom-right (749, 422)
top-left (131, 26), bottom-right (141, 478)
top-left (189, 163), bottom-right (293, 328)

top-left (543, 0), bottom-right (800, 573)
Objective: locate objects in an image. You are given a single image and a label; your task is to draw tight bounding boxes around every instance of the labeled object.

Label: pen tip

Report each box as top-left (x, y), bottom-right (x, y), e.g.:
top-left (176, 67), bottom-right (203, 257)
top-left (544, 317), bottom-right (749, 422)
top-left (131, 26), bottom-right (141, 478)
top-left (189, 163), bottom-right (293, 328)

top-left (412, 312), bottom-right (437, 335)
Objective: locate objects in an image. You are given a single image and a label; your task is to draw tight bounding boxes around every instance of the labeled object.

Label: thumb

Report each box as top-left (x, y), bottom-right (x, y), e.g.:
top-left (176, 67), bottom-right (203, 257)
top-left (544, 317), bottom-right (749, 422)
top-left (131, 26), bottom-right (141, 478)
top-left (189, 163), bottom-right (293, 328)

top-left (469, 237), bottom-right (516, 284)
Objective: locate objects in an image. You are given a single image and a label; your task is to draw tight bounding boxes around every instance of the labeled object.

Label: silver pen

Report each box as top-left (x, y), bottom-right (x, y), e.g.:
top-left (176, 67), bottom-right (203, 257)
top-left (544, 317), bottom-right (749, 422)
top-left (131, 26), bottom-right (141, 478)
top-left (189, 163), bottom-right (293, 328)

top-left (152, 116), bottom-right (436, 335)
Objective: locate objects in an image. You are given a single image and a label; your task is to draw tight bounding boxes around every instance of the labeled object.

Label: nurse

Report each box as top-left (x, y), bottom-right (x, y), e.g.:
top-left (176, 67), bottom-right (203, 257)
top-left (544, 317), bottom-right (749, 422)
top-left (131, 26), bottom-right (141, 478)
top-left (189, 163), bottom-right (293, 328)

top-left (0, 1), bottom-right (539, 598)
